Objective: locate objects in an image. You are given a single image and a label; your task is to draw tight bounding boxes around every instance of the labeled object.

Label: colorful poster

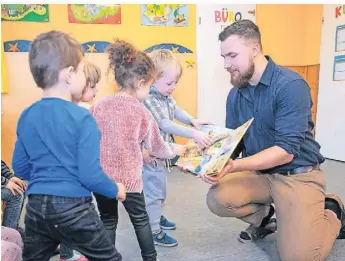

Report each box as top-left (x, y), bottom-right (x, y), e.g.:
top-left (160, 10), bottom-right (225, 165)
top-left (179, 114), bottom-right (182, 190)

top-left (141, 4), bottom-right (188, 26)
top-left (335, 24), bottom-right (345, 52)
top-left (68, 4), bottom-right (121, 24)
top-left (1, 4), bottom-right (49, 22)
top-left (333, 55), bottom-right (345, 81)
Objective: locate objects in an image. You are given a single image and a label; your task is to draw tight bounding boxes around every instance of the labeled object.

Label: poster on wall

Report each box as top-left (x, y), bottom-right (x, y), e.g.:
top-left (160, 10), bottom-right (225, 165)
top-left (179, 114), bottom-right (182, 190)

top-left (335, 24), bottom-right (345, 52)
top-left (333, 55), bottom-right (345, 81)
top-left (1, 4), bottom-right (49, 22)
top-left (68, 4), bottom-right (121, 24)
top-left (141, 4), bottom-right (188, 26)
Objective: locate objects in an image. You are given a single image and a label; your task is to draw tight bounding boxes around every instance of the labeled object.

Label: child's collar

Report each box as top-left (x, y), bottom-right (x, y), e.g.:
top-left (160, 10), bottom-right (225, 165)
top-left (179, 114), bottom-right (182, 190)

top-left (150, 86), bottom-right (171, 99)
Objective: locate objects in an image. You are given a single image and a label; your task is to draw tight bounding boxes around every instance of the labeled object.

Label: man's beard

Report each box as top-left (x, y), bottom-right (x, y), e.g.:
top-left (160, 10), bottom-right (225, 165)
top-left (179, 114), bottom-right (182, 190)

top-left (230, 61), bottom-right (255, 88)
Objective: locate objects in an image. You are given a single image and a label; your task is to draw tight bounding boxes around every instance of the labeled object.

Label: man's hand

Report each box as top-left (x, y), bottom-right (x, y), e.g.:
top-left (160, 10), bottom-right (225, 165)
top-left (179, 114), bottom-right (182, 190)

top-left (10, 176), bottom-right (27, 191)
top-left (116, 183), bottom-right (126, 201)
top-left (199, 159), bottom-right (237, 184)
top-left (190, 118), bottom-right (213, 130)
top-left (6, 180), bottom-right (24, 195)
top-left (142, 148), bottom-right (154, 164)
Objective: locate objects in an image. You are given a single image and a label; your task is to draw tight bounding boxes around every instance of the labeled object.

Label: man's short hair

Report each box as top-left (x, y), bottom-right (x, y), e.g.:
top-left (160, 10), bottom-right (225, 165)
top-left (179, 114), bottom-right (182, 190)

top-left (218, 20), bottom-right (262, 49)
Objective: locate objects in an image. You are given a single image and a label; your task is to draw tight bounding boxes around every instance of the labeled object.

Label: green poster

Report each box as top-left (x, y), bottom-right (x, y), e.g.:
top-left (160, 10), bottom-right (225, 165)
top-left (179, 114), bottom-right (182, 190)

top-left (1, 4), bottom-right (49, 22)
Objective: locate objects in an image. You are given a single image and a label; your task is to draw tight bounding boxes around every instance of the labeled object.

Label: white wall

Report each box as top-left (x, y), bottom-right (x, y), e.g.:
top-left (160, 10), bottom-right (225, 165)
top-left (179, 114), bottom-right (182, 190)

top-left (196, 5), bottom-right (256, 127)
top-left (316, 4), bottom-right (345, 162)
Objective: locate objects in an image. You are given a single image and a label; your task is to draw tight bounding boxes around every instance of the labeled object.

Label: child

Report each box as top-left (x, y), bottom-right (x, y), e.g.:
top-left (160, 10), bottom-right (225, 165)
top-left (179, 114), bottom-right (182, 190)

top-left (58, 61), bottom-right (101, 261)
top-left (90, 39), bottom-right (184, 261)
top-left (142, 49), bottom-right (212, 247)
top-left (77, 60), bottom-right (101, 110)
top-left (1, 160), bottom-right (25, 231)
top-left (1, 226), bottom-right (22, 261)
top-left (12, 30), bottom-right (125, 261)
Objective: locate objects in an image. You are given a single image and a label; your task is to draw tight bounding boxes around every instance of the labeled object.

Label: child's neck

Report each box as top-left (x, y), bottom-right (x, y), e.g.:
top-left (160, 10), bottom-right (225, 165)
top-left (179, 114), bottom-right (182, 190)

top-left (119, 89), bottom-right (138, 100)
top-left (43, 86), bottom-right (72, 102)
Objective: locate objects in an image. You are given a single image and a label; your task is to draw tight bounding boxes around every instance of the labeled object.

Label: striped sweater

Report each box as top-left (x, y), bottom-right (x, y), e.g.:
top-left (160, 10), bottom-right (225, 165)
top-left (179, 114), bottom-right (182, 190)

top-left (1, 160), bottom-right (14, 188)
top-left (90, 94), bottom-right (176, 193)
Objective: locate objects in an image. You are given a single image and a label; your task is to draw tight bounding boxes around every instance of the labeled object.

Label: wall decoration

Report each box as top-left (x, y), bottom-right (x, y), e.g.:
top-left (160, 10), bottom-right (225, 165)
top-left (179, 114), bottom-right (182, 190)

top-left (68, 4), bottom-right (121, 24)
top-left (81, 41), bottom-right (111, 53)
top-left (144, 43), bottom-right (193, 53)
top-left (335, 24), bottom-right (345, 52)
top-left (185, 60), bottom-right (195, 68)
top-left (3, 41), bottom-right (196, 55)
top-left (2, 41), bottom-right (8, 93)
top-left (3, 40), bottom-right (31, 52)
top-left (141, 4), bottom-right (188, 26)
top-left (1, 4), bottom-right (49, 22)
top-left (333, 55), bottom-right (345, 81)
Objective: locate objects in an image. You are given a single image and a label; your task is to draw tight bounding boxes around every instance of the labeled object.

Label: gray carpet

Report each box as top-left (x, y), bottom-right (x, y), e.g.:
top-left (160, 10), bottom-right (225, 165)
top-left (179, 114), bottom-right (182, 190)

top-left (39, 159), bottom-right (344, 260)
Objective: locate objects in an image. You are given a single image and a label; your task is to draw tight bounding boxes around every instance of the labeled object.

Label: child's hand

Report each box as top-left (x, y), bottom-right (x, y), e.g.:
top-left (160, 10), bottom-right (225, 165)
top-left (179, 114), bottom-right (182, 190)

top-left (191, 118), bottom-right (213, 130)
top-left (171, 144), bottom-right (188, 156)
top-left (142, 148), bottom-right (154, 164)
top-left (192, 130), bottom-right (212, 148)
top-left (116, 183), bottom-right (126, 201)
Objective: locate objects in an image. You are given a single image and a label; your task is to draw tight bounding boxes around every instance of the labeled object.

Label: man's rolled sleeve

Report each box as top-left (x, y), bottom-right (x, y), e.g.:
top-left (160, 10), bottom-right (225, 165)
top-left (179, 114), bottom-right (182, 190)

top-left (274, 79), bottom-right (311, 157)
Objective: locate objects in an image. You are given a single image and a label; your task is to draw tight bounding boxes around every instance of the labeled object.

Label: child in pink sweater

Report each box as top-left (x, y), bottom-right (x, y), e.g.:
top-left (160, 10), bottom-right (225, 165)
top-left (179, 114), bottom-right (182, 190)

top-left (90, 39), bottom-right (184, 261)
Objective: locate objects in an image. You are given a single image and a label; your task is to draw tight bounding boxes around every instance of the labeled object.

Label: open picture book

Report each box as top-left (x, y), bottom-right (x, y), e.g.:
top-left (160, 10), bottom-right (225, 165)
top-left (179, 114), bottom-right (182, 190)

top-left (176, 118), bottom-right (254, 176)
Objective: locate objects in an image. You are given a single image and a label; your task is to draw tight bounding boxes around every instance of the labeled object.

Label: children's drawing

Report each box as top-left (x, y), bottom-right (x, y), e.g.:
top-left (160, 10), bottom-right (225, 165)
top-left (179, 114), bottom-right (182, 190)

top-left (177, 118), bottom-right (254, 176)
top-left (68, 4), bottom-right (121, 24)
top-left (141, 4), bottom-right (188, 26)
top-left (1, 4), bottom-right (49, 22)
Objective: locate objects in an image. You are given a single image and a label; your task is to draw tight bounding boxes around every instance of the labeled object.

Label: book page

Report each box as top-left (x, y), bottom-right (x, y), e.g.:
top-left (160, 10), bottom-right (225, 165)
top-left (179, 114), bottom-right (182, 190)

top-left (177, 118), bottom-right (254, 176)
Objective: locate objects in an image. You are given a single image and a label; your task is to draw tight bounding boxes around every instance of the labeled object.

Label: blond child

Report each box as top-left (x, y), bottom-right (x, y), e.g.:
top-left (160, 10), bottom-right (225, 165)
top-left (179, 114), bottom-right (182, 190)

top-left (90, 40), bottom-right (185, 261)
top-left (142, 49), bottom-right (212, 247)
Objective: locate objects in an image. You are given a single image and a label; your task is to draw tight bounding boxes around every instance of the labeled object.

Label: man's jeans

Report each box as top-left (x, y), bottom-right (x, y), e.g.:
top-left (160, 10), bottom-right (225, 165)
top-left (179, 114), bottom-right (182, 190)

top-left (23, 194), bottom-right (122, 261)
top-left (1, 187), bottom-right (25, 228)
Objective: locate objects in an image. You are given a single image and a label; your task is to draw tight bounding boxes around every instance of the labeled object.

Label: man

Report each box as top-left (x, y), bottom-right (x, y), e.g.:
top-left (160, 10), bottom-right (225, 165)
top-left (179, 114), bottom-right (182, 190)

top-left (203, 20), bottom-right (345, 261)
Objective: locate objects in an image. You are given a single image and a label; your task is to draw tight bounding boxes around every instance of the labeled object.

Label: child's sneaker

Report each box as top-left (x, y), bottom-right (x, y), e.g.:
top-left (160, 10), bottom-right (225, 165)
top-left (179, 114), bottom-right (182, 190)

top-left (160, 215), bottom-right (176, 230)
top-left (153, 230), bottom-right (178, 247)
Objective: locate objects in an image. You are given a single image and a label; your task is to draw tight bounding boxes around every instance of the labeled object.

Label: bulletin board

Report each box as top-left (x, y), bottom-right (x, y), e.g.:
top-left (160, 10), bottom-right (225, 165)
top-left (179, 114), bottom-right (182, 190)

top-left (316, 4), bottom-right (345, 161)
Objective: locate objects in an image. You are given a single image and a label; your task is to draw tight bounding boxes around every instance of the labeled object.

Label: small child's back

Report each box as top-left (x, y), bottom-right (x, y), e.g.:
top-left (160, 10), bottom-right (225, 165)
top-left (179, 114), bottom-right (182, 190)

top-left (91, 94), bottom-right (175, 193)
top-left (13, 97), bottom-right (117, 198)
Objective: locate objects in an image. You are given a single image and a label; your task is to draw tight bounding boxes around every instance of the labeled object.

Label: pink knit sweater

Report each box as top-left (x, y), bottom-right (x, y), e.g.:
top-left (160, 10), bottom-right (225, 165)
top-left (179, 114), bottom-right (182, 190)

top-left (90, 94), bottom-right (176, 193)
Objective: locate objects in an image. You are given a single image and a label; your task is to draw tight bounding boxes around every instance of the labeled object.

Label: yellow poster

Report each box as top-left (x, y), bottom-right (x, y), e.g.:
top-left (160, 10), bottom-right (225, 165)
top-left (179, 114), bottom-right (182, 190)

top-left (1, 41), bottom-right (8, 94)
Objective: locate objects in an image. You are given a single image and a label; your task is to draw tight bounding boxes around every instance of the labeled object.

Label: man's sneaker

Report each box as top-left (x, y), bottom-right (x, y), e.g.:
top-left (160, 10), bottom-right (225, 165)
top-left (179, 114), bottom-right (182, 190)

top-left (160, 215), bottom-right (176, 230)
top-left (153, 230), bottom-right (178, 247)
top-left (238, 205), bottom-right (277, 243)
top-left (325, 193), bottom-right (345, 239)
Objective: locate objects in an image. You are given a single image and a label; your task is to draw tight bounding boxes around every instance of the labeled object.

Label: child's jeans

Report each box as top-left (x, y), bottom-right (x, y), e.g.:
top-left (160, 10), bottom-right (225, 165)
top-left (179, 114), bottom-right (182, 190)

top-left (93, 192), bottom-right (157, 261)
top-left (1, 188), bottom-right (25, 229)
top-left (60, 244), bottom-right (74, 260)
top-left (142, 163), bottom-right (167, 234)
top-left (23, 194), bottom-right (122, 261)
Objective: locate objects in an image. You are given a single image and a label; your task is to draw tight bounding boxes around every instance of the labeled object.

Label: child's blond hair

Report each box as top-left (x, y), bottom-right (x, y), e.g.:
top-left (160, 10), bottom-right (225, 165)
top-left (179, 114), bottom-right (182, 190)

top-left (83, 60), bottom-right (101, 89)
top-left (148, 49), bottom-right (182, 81)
